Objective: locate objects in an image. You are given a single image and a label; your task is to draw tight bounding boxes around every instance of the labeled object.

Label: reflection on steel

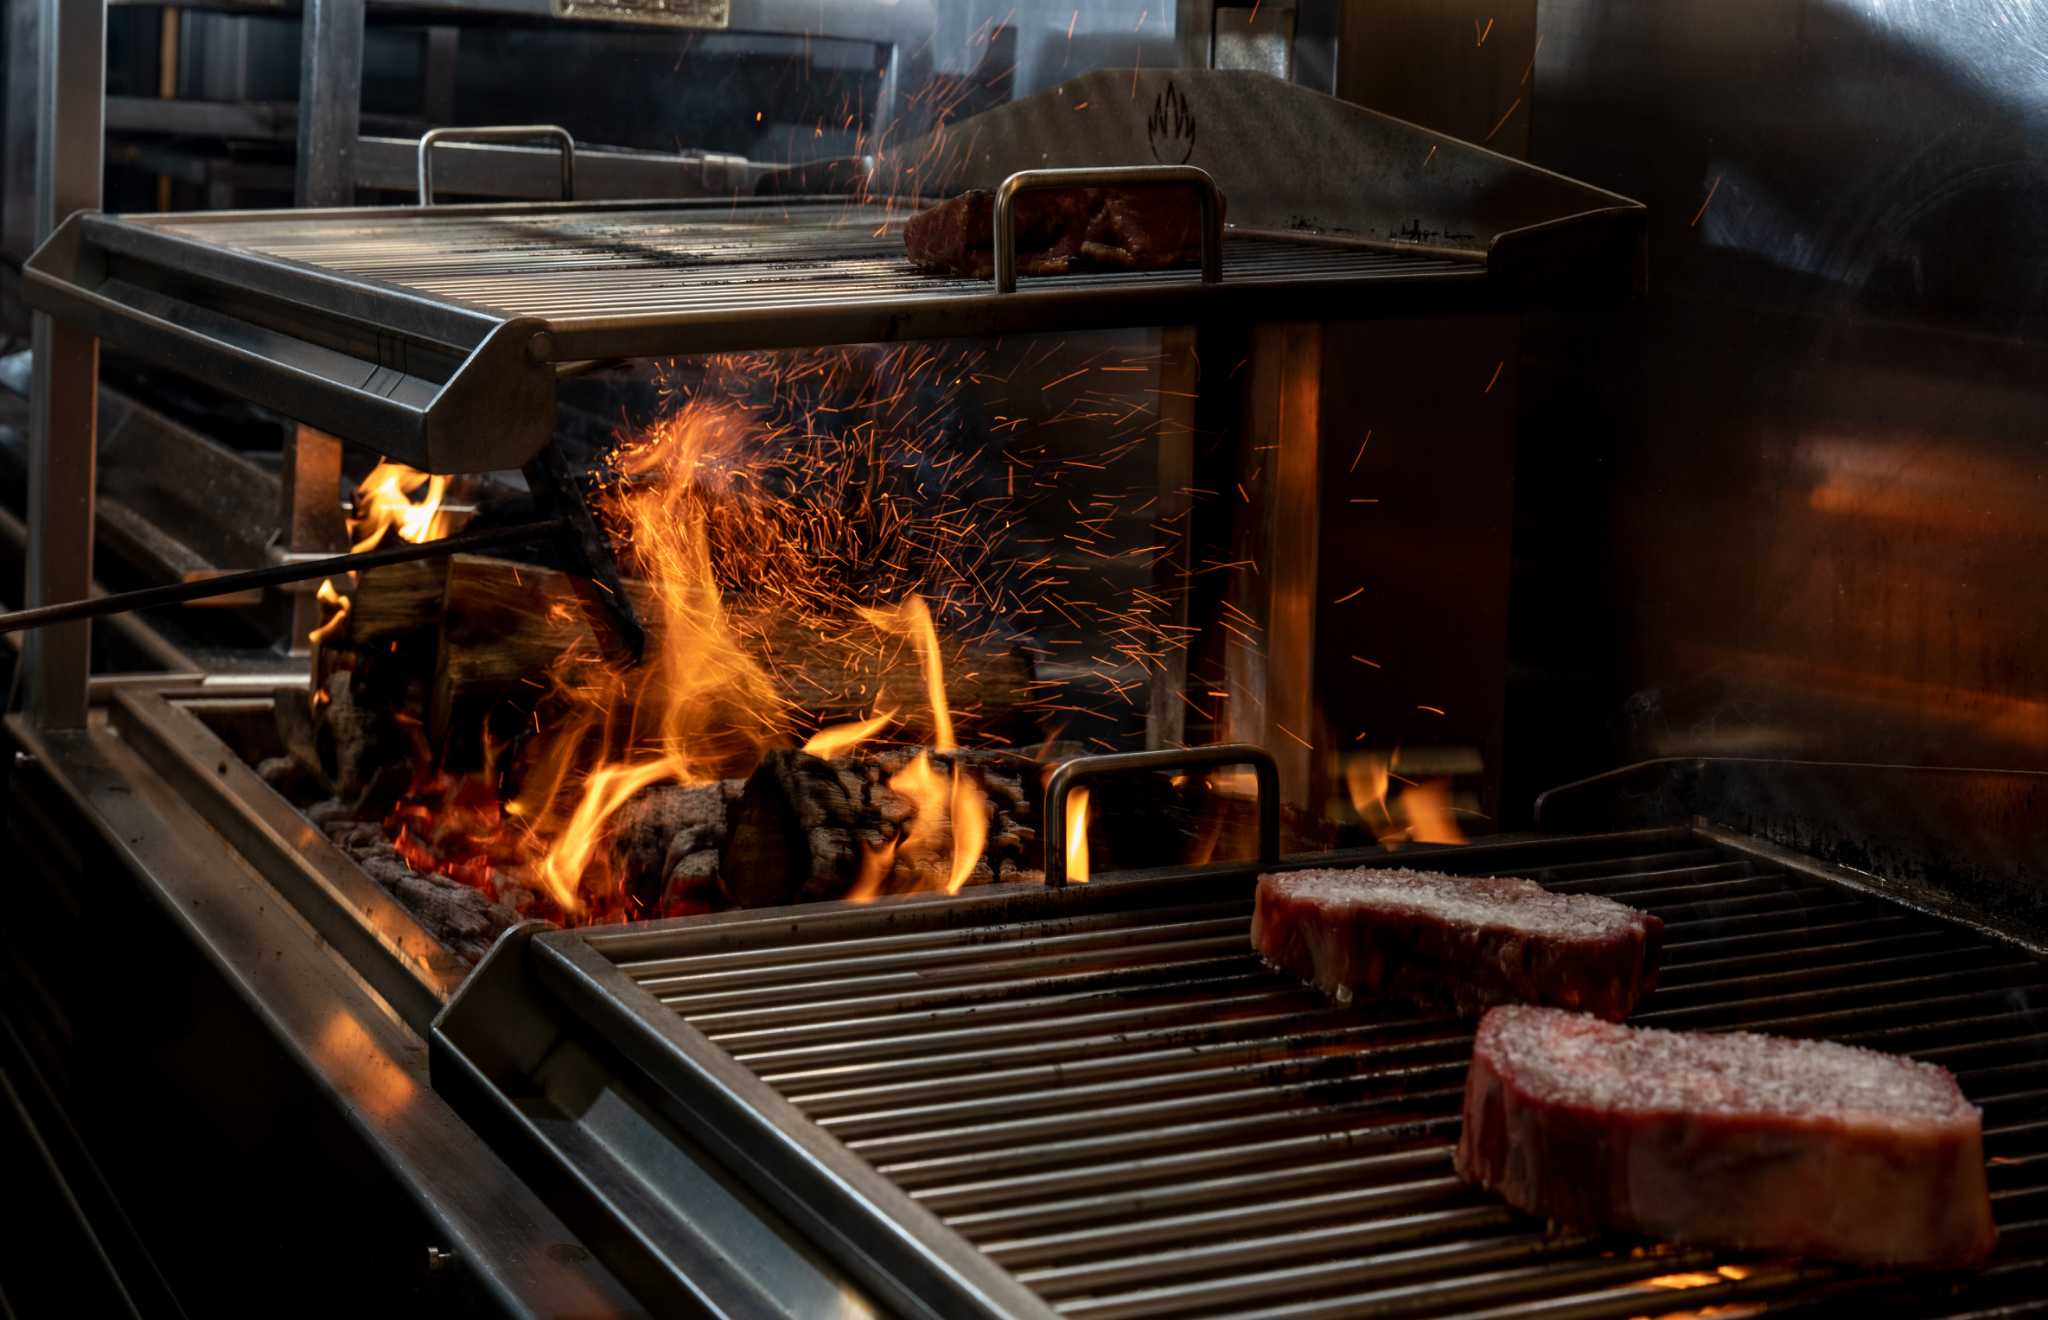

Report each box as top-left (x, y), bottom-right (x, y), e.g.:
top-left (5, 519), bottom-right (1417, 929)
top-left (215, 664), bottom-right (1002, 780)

top-left (1537, 757), bottom-right (2048, 956)
top-left (109, 689), bottom-right (466, 1028)
top-left (438, 825), bottom-right (2048, 1315)
top-left (1520, 0), bottom-right (2048, 799)
top-left (1227, 320), bottom-right (1321, 806)
top-left (8, 708), bottom-right (638, 1309)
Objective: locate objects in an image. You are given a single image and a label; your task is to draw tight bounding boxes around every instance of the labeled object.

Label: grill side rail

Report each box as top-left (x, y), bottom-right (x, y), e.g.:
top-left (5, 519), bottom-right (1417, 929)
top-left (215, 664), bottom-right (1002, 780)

top-left (22, 213), bottom-right (556, 473)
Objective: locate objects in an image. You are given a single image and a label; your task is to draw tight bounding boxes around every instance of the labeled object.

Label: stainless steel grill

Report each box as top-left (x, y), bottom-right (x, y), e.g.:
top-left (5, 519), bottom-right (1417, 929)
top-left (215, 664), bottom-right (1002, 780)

top-left (146, 207), bottom-right (1481, 322)
top-left (439, 827), bottom-right (2048, 1317)
top-left (27, 199), bottom-right (1502, 473)
top-left (21, 68), bottom-right (1643, 473)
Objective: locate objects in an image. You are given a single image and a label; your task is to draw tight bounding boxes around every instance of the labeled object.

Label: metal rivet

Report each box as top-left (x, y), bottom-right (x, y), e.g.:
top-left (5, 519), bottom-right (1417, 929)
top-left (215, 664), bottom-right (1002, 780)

top-left (12, 751), bottom-right (32, 769)
top-left (527, 331), bottom-right (555, 363)
top-left (426, 1246), bottom-right (455, 1272)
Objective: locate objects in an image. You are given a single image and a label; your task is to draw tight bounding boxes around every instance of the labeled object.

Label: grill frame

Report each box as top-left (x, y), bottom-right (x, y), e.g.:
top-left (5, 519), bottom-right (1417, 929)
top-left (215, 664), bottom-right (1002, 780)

top-left (435, 825), bottom-right (2048, 1318)
top-left (24, 197), bottom-right (1505, 473)
top-left (21, 71), bottom-right (1646, 474)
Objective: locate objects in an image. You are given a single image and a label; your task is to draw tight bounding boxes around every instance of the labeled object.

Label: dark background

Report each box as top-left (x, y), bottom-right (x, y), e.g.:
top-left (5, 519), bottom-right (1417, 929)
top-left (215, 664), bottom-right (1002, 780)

top-left (1498, 0), bottom-right (2048, 822)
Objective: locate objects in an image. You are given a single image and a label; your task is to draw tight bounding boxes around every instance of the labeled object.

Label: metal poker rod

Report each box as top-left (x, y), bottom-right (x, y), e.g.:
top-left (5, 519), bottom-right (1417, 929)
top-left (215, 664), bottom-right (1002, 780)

top-left (0, 516), bottom-right (564, 636)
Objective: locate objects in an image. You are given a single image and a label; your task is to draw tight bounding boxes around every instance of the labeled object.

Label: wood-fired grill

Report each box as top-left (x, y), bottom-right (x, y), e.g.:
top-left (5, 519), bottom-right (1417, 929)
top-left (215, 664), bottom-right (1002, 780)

top-left (439, 823), bottom-right (2048, 1318)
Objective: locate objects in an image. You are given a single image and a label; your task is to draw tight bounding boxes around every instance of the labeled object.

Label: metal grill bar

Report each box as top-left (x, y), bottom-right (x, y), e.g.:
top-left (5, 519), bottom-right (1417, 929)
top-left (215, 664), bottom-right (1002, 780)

top-left (548, 829), bottom-right (2048, 1318)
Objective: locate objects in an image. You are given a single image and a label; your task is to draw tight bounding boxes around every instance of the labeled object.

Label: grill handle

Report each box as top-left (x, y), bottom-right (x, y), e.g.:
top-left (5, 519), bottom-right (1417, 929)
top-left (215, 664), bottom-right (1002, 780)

top-left (1042, 743), bottom-right (1279, 887)
top-left (992, 165), bottom-right (1225, 294)
top-left (418, 125), bottom-right (576, 205)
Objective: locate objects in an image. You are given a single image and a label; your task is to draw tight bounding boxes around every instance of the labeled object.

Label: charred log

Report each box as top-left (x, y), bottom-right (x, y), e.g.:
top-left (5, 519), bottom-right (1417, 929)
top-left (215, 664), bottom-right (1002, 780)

top-left (720, 747), bottom-right (1042, 907)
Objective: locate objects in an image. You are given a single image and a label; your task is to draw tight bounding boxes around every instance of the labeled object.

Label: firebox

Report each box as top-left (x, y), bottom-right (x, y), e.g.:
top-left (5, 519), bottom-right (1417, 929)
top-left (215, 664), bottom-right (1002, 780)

top-left (19, 67), bottom-right (1645, 1009)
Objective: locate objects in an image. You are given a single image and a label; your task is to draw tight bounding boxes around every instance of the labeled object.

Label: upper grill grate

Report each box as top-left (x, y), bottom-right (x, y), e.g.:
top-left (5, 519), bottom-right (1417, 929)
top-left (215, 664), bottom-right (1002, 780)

top-left (142, 204), bottom-right (1483, 323)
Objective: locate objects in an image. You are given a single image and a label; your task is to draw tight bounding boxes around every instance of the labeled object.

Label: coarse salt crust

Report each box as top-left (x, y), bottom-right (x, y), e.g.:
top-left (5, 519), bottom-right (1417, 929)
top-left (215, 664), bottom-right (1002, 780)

top-left (1477, 1004), bottom-right (1980, 1130)
top-left (1260, 868), bottom-right (1654, 942)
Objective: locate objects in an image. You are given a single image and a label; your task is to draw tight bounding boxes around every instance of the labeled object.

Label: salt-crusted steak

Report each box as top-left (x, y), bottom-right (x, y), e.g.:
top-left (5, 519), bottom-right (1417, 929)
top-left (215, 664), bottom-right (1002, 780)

top-left (1457, 1006), bottom-right (1997, 1269)
top-left (1251, 868), bottom-right (1662, 1020)
top-left (903, 185), bottom-right (1214, 278)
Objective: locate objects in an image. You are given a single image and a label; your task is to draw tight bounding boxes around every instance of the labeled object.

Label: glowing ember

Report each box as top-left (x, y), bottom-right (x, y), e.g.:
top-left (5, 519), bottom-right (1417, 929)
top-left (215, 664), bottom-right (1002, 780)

top-left (1064, 785), bottom-right (1091, 883)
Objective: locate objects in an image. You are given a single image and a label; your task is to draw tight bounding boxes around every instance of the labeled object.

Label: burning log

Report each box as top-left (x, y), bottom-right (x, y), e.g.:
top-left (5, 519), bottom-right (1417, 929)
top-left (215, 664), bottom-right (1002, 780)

top-left (327, 554), bottom-right (1038, 748)
top-left (720, 747), bottom-right (1042, 907)
top-left (606, 780), bottom-right (742, 915)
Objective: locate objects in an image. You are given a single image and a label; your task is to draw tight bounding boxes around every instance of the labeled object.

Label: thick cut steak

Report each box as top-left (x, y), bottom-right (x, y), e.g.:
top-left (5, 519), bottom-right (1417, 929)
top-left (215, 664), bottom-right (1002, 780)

top-left (1251, 868), bottom-right (1662, 1020)
top-left (904, 185), bottom-right (1213, 278)
top-left (1457, 1005), bottom-right (1998, 1269)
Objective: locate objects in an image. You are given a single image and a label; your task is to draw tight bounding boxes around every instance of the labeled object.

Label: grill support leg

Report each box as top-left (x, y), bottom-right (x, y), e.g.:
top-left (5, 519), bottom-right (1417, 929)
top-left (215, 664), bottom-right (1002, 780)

top-left (279, 427), bottom-right (348, 654)
top-left (25, 0), bottom-right (104, 730)
top-left (295, 0), bottom-right (363, 209)
top-left (1225, 322), bottom-right (1322, 809)
top-left (1147, 327), bottom-right (1199, 750)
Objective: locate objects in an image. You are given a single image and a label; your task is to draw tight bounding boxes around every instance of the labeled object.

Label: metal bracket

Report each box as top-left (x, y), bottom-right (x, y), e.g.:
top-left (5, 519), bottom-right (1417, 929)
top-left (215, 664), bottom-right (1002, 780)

top-left (419, 125), bottom-right (576, 206)
top-left (1042, 742), bottom-right (1278, 887)
top-left (521, 444), bottom-right (647, 666)
top-left (992, 165), bottom-right (1226, 293)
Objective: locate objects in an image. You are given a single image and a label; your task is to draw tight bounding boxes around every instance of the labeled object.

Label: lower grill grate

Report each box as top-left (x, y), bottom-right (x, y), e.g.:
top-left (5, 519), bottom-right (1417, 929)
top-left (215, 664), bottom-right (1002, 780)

top-left (573, 829), bottom-right (2048, 1317)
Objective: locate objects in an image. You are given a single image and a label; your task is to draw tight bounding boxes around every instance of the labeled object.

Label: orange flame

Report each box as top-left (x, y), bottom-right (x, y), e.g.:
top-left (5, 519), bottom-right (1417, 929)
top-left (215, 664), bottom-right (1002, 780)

top-left (1345, 753), bottom-right (1396, 843)
top-left (340, 341), bottom-right (1199, 921)
top-left (1345, 751), bottom-right (1467, 848)
top-left (307, 577), bottom-right (352, 646)
top-left (308, 460), bottom-right (455, 647)
top-left (948, 762), bottom-right (988, 893)
top-left (858, 595), bottom-right (955, 749)
top-left (350, 461), bottom-right (453, 553)
top-left (1064, 785), bottom-right (1091, 883)
top-left (525, 402), bottom-right (786, 914)
top-left (804, 709), bottom-right (896, 758)
top-left (1402, 779), bottom-right (1467, 845)
top-left (887, 751), bottom-right (946, 867)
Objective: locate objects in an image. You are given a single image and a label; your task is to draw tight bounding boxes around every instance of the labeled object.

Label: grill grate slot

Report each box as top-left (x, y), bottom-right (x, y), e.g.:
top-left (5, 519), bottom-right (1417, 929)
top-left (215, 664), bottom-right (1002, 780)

top-left (588, 832), bottom-right (2048, 1316)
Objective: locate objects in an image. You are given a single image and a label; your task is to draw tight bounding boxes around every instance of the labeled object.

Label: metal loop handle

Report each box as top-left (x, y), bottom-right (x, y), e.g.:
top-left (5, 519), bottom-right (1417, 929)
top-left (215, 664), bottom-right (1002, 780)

top-left (1042, 743), bottom-right (1279, 888)
top-left (992, 165), bottom-right (1225, 294)
top-left (418, 125), bottom-right (576, 206)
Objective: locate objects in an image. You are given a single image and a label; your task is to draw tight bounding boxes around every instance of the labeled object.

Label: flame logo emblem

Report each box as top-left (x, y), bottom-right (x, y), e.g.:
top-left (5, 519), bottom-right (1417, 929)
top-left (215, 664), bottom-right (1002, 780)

top-left (1148, 81), bottom-right (1196, 164)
